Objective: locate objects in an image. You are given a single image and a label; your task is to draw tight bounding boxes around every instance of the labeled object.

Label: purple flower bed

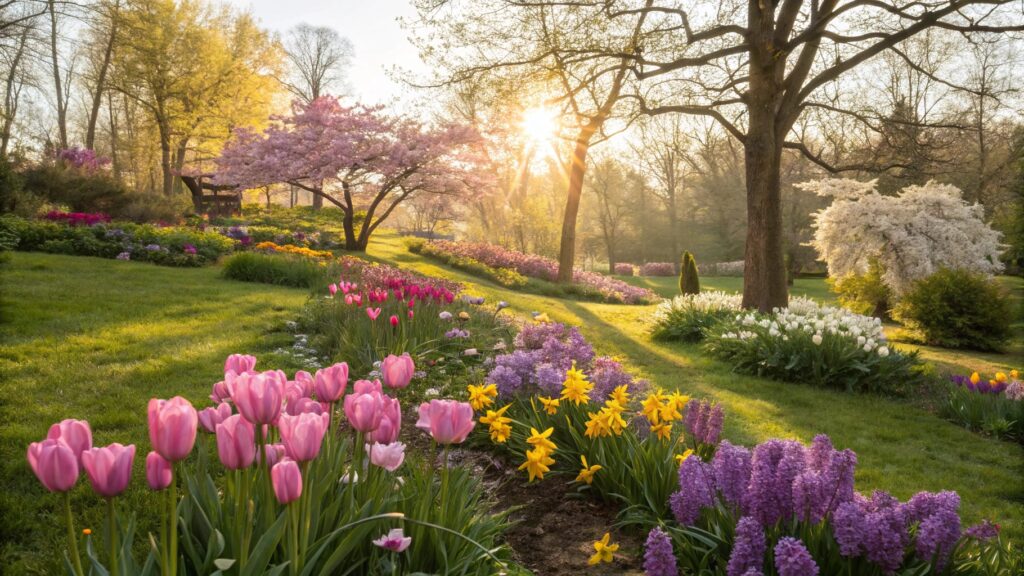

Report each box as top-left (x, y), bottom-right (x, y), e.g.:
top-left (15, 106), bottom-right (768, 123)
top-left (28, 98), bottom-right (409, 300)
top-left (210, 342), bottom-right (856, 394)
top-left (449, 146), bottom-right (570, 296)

top-left (485, 321), bottom-right (644, 398)
top-left (613, 263), bottom-right (634, 276)
top-left (640, 262), bottom-right (675, 276)
top-left (664, 434), bottom-right (997, 574)
top-left (42, 211), bottom-right (110, 226)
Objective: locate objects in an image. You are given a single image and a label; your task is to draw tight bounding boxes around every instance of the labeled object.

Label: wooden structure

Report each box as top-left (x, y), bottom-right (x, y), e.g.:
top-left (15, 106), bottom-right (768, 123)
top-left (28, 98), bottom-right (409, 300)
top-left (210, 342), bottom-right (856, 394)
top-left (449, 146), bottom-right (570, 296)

top-left (180, 174), bottom-right (242, 218)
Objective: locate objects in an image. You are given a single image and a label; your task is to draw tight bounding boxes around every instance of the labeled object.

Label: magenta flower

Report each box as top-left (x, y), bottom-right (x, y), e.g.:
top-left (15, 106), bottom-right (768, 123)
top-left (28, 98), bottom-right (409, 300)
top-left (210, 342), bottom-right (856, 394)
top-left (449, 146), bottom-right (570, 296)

top-left (380, 354), bottom-right (415, 389)
top-left (366, 307), bottom-right (382, 321)
top-left (373, 528), bottom-right (411, 552)
top-left (27, 439), bottom-right (79, 492)
top-left (145, 451), bottom-right (172, 490)
top-left (147, 396), bottom-right (198, 462)
top-left (46, 419), bottom-right (93, 471)
top-left (415, 399), bottom-right (475, 444)
top-left (216, 415), bottom-right (256, 470)
top-left (81, 443), bottom-right (136, 498)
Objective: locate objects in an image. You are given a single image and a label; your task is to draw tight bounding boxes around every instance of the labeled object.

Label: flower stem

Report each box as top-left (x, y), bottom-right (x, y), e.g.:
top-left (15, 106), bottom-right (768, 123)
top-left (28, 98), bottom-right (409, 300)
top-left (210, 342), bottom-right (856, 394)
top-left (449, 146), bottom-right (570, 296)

top-left (107, 498), bottom-right (119, 576)
top-left (168, 466), bottom-right (178, 576)
top-left (64, 491), bottom-right (84, 576)
top-left (289, 504), bottom-right (299, 576)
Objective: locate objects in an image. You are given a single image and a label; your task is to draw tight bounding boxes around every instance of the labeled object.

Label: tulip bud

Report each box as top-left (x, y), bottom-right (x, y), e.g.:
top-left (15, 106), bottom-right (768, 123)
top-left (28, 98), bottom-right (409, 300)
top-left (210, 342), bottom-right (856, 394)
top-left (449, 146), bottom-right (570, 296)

top-left (145, 451), bottom-right (172, 490)
top-left (271, 459), bottom-right (302, 504)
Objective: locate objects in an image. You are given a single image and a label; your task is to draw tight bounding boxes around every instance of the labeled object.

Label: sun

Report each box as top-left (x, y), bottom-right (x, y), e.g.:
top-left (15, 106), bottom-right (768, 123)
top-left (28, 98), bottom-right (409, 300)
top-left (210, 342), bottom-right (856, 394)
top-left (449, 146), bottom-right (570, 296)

top-left (520, 107), bottom-right (559, 146)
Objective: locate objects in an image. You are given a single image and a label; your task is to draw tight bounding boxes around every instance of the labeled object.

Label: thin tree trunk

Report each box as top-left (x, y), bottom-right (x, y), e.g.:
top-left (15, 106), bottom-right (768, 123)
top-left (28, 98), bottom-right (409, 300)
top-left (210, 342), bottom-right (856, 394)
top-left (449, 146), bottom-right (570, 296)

top-left (556, 132), bottom-right (593, 283)
top-left (48, 0), bottom-right (68, 150)
top-left (106, 92), bottom-right (120, 178)
top-left (86, 2), bottom-right (119, 150)
top-left (1, 26), bottom-right (30, 158)
top-left (158, 119), bottom-right (173, 196)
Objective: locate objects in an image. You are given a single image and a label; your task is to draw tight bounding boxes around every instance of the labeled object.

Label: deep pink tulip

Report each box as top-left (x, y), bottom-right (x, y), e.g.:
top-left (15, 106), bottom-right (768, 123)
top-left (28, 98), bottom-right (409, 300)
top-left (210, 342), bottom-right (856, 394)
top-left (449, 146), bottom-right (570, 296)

top-left (279, 412), bottom-right (328, 462)
top-left (415, 400), bottom-right (475, 444)
top-left (198, 402), bottom-right (233, 433)
top-left (344, 387), bottom-right (384, 433)
top-left (224, 354), bottom-right (257, 376)
top-left (344, 294), bottom-right (354, 305)
top-left (81, 443), bottom-right (136, 498)
top-left (314, 363), bottom-right (349, 402)
top-left (232, 372), bottom-right (283, 426)
top-left (380, 354), bottom-right (415, 390)
top-left (286, 396), bottom-right (324, 416)
top-left (367, 396), bottom-right (401, 444)
top-left (328, 283), bottom-right (338, 296)
top-left (271, 459), bottom-right (302, 504)
top-left (145, 451), bottom-right (172, 490)
top-left (367, 441), bottom-right (405, 472)
top-left (408, 310), bottom-right (414, 320)
top-left (353, 294), bottom-right (363, 306)
top-left (216, 415), bottom-right (256, 470)
top-left (27, 439), bottom-right (79, 492)
top-left (259, 443), bottom-right (286, 467)
top-left (46, 419), bottom-right (92, 470)
top-left (148, 397), bottom-right (198, 462)
top-left (389, 315), bottom-right (399, 327)
top-left (367, 307), bottom-right (381, 321)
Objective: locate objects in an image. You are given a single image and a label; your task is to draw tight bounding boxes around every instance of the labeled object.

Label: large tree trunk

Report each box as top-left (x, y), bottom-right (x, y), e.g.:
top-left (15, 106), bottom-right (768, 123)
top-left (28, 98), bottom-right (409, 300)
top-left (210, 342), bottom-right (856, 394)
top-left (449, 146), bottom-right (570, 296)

top-left (556, 132), bottom-right (594, 283)
top-left (741, 116), bottom-right (788, 312)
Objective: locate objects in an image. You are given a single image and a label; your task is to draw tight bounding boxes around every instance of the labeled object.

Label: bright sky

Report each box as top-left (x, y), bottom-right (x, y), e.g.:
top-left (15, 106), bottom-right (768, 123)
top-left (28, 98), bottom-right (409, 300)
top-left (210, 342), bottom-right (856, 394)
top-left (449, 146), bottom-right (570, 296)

top-left (225, 0), bottom-right (426, 106)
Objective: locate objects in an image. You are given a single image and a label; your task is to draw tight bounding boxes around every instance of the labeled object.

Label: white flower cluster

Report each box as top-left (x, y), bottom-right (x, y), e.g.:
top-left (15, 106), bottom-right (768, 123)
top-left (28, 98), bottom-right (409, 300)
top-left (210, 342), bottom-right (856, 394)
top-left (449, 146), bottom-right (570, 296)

top-left (802, 179), bottom-right (1004, 294)
top-left (701, 261), bottom-right (745, 277)
top-left (720, 298), bottom-right (891, 356)
top-left (653, 290), bottom-right (743, 323)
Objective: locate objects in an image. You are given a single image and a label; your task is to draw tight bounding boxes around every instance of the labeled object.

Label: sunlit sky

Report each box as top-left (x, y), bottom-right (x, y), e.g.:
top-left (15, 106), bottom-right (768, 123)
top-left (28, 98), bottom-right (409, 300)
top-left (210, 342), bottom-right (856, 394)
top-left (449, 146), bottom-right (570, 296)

top-left (225, 0), bottom-right (427, 105)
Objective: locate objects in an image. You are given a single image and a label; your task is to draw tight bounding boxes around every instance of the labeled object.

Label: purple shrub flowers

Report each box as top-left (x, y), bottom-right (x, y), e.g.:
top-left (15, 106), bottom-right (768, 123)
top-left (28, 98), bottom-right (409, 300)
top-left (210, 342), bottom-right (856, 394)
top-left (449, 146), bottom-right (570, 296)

top-left (643, 527), bottom-right (677, 576)
top-left (773, 538), bottom-right (818, 576)
top-left (727, 517), bottom-right (766, 576)
top-left (684, 399), bottom-right (725, 445)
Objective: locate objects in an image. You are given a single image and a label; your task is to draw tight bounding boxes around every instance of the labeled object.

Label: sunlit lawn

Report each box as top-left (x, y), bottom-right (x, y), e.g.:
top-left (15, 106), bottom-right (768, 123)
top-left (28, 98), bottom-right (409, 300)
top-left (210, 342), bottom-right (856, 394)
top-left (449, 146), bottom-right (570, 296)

top-left (2, 241), bottom-right (1022, 573)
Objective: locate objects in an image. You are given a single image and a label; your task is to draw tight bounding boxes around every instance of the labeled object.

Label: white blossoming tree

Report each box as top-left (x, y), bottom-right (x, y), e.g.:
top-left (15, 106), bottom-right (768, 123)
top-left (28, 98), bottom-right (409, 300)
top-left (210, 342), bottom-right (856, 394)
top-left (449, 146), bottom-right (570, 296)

top-left (803, 179), bottom-right (1004, 295)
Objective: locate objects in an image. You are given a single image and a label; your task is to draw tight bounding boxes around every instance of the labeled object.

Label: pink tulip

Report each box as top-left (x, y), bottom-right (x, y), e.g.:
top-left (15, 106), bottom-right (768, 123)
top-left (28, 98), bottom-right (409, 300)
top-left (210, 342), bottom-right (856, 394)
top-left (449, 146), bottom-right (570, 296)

top-left (232, 372), bottom-right (283, 426)
top-left (286, 396), bottom-right (324, 416)
top-left (46, 419), bottom-right (92, 470)
top-left (367, 396), bottom-right (401, 444)
top-left (354, 379), bottom-right (382, 394)
top-left (148, 397), bottom-right (198, 462)
top-left (367, 307), bottom-right (381, 320)
top-left (216, 415), bottom-right (256, 470)
top-left (353, 294), bottom-right (363, 306)
top-left (408, 310), bottom-right (414, 320)
top-left (278, 412), bottom-right (328, 462)
top-left (293, 371), bottom-right (315, 397)
top-left (27, 439), bottom-right (79, 492)
top-left (344, 294), bottom-right (354, 305)
top-left (271, 459), bottom-right (302, 504)
top-left (415, 400), bottom-right (475, 444)
top-left (328, 283), bottom-right (338, 296)
top-left (367, 441), bottom-right (405, 472)
top-left (145, 451), bottom-right (172, 490)
top-left (224, 354), bottom-right (257, 376)
top-left (314, 362), bottom-right (349, 402)
top-left (210, 379), bottom-right (232, 403)
top-left (389, 315), bottom-right (399, 327)
top-left (259, 443), bottom-right (286, 467)
top-left (344, 387), bottom-right (384, 433)
top-left (373, 528), bottom-right (412, 552)
top-left (81, 443), bottom-right (136, 498)
top-left (381, 354), bottom-right (415, 390)
top-left (198, 402), bottom-right (233, 433)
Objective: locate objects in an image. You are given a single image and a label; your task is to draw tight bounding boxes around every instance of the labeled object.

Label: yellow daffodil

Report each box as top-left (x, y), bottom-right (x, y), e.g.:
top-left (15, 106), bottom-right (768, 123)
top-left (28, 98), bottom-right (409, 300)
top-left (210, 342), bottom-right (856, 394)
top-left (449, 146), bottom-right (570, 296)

top-left (479, 405), bottom-right (512, 443)
top-left (658, 400), bottom-right (681, 422)
top-left (650, 422), bottom-right (672, 441)
top-left (575, 455), bottom-right (602, 485)
top-left (489, 422), bottom-right (512, 443)
top-left (970, 372), bottom-right (981, 385)
top-left (609, 384), bottom-right (630, 406)
top-left (560, 362), bottom-right (592, 405)
top-left (1011, 369), bottom-right (1019, 380)
top-left (675, 449), bottom-right (694, 465)
top-left (533, 313), bottom-right (551, 323)
top-left (467, 383), bottom-right (498, 411)
top-left (995, 372), bottom-right (1008, 383)
top-left (538, 395), bottom-right (560, 415)
top-left (584, 412), bottom-right (609, 439)
top-left (587, 533), bottom-right (619, 565)
top-left (526, 427), bottom-right (557, 454)
top-left (668, 391), bottom-right (691, 413)
top-left (599, 406), bottom-right (627, 435)
top-left (518, 448), bottom-right (555, 481)
top-left (641, 392), bottom-right (664, 425)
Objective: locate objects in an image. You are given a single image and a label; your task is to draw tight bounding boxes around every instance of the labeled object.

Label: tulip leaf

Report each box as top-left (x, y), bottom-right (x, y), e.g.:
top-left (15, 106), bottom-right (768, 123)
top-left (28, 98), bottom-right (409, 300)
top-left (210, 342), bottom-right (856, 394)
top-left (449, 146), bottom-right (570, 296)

top-left (240, 510), bottom-right (287, 576)
top-left (213, 558), bottom-right (236, 570)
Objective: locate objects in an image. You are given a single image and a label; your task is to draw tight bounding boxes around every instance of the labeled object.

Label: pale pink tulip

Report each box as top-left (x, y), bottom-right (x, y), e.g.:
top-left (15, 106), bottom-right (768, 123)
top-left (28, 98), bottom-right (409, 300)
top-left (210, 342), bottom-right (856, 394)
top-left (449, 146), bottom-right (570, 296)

top-left (81, 443), bottom-right (136, 498)
top-left (293, 371), bottom-right (315, 397)
top-left (367, 396), bottom-right (401, 444)
top-left (259, 443), bottom-right (286, 467)
top-left (148, 397), bottom-right (198, 462)
top-left (46, 419), bottom-right (92, 470)
top-left (27, 438), bottom-right (79, 492)
top-left (210, 379), bottom-right (233, 403)
top-left (271, 459), bottom-right (302, 504)
top-left (278, 412), bottom-right (328, 462)
top-left (224, 354), bottom-right (257, 376)
top-left (145, 451), bottom-right (172, 490)
top-left (198, 403), bottom-right (233, 433)
top-left (344, 387), bottom-right (384, 433)
top-left (286, 396), bottom-right (324, 416)
top-left (416, 400), bottom-right (475, 444)
top-left (380, 354), bottom-right (415, 389)
top-left (216, 415), bottom-right (256, 470)
top-left (367, 441), bottom-right (405, 472)
top-left (232, 372), bottom-right (283, 426)
top-left (353, 379), bottom-right (382, 394)
top-left (314, 363), bottom-right (349, 402)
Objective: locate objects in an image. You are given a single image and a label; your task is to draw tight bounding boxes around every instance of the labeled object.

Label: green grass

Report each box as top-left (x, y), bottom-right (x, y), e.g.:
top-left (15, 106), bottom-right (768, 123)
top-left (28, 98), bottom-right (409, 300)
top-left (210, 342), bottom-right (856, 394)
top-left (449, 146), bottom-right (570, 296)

top-left (0, 253), bottom-right (310, 574)
top-left (367, 232), bottom-right (1024, 537)
top-left (2, 239), bottom-right (1022, 573)
top-left (616, 273), bottom-right (838, 303)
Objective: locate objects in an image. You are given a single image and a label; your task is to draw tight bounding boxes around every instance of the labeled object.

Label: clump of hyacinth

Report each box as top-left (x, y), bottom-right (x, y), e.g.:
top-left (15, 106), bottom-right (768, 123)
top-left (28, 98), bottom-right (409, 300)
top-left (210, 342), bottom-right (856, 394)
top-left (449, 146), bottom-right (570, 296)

top-left (683, 399), bottom-right (724, 445)
top-left (669, 434), bottom-right (973, 573)
top-left (643, 527), bottom-right (677, 576)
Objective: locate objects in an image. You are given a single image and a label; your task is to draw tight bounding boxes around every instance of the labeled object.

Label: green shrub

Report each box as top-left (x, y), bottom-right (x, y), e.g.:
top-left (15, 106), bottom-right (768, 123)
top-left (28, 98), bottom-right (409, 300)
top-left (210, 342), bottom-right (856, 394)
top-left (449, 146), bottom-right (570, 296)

top-left (0, 158), bottom-right (43, 216)
top-left (23, 164), bottom-right (129, 215)
top-left (222, 252), bottom-right (335, 289)
top-left (651, 291), bottom-right (742, 342)
top-left (829, 260), bottom-right (892, 318)
top-left (893, 268), bottom-right (1011, 351)
top-left (679, 251), bottom-right (700, 294)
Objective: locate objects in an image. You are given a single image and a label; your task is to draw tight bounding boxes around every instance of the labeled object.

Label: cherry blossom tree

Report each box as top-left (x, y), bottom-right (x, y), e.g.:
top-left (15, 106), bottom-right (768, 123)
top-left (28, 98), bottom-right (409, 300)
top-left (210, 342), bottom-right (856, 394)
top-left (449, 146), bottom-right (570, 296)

top-left (804, 179), bottom-right (1004, 295)
top-left (215, 97), bottom-right (490, 251)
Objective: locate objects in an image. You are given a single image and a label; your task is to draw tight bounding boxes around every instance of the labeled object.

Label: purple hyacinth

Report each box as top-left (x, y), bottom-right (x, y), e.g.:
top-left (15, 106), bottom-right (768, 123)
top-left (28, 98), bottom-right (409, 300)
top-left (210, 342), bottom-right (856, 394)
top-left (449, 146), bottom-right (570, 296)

top-left (745, 440), bottom-right (796, 526)
top-left (808, 434), bottom-right (834, 472)
top-left (792, 471), bottom-right (829, 524)
top-left (713, 440), bottom-right (752, 510)
top-left (862, 491), bottom-right (911, 573)
top-left (832, 500), bottom-right (868, 557)
top-left (964, 520), bottom-right (999, 541)
top-left (643, 527), bottom-right (677, 576)
top-left (916, 508), bottom-right (960, 570)
top-left (683, 399), bottom-right (725, 445)
top-left (726, 517), bottom-right (765, 576)
top-left (705, 404), bottom-right (724, 444)
top-left (774, 442), bottom-right (807, 520)
top-left (773, 538), bottom-right (819, 576)
top-left (670, 456), bottom-right (715, 525)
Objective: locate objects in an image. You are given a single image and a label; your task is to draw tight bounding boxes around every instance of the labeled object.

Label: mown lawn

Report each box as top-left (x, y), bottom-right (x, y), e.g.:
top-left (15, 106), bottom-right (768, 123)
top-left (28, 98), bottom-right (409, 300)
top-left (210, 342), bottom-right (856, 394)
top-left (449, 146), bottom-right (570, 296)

top-left (1, 242), bottom-right (1022, 574)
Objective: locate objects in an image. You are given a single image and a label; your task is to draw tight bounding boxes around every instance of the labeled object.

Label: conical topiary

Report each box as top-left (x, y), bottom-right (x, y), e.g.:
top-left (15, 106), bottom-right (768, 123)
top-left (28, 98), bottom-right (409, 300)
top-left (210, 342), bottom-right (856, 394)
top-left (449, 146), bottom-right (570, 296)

top-left (679, 251), bottom-right (700, 295)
